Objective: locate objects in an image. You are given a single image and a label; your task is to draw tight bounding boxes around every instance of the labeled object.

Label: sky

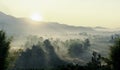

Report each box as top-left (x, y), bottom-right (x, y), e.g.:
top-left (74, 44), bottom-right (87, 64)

top-left (0, 0), bottom-right (120, 28)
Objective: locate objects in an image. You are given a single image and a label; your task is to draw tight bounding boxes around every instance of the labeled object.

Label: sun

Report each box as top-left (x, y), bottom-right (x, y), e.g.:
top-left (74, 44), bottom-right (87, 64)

top-left (30, 13), bottom-right (43, 21)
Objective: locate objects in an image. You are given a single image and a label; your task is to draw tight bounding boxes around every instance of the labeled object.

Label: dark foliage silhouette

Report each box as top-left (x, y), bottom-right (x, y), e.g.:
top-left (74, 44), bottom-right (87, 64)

top-left (110, 38), bottom-right (120, 70)
top-left (84, 39), bottom-right (90, 48)
top-left (86, 51), bottom-right (102, 70)
top-left (43, 39), bottom-right (66, 67)
top-left (0, 30), bottom-right (11, 70)
top-left (14, 45), bottom-right (46, 69)
top-left (4, 34), bottom-right (120, 70)
top-left (13, 39), bottom-right (67, 70)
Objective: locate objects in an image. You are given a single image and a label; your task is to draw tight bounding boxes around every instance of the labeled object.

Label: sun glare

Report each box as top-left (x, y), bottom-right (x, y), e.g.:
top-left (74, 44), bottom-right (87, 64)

top-left (30, 13), bottom-right (43, 21)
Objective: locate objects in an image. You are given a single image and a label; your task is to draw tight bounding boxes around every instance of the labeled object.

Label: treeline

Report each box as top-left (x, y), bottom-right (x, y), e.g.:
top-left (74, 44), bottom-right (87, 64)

top-left (0, 30), bottom-right (120, 70)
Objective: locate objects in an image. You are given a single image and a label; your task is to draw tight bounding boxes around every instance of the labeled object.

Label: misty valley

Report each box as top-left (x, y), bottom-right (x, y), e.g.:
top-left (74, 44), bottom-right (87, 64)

top-left (0, 12), bottom-right (120, 70)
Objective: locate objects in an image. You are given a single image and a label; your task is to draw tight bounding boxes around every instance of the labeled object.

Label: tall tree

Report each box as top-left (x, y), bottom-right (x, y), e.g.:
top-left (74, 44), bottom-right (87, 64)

top-left (86, 51), bottom-right (102, 70)
top-left (110, 38), bottom-right (120, 70)
top-left (0, 30), bottom-right (11, 70)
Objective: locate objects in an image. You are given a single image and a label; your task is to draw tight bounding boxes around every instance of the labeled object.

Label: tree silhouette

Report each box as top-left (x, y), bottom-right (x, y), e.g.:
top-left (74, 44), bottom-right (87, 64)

top-left (84, 39), bottom-right (90, 48)
top-left (14, 45), bottom-right (46, 69)
top-left (44, 39), bottom-right (66, 67)
top-left (0, 30), bottom-right (11, 70)
top-left (86, 51), bottom-right (102, 70)
top-left (110, 38), bottom-right (120, 70)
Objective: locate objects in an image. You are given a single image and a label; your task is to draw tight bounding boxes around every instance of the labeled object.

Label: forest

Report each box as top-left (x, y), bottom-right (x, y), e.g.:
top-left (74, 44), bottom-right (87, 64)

top-left (0, 30), bottom-right (120, 70)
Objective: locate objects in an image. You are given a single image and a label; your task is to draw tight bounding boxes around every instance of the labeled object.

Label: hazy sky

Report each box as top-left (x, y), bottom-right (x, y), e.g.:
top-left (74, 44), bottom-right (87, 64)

top-left (0, 0), bottom-right (120, 28)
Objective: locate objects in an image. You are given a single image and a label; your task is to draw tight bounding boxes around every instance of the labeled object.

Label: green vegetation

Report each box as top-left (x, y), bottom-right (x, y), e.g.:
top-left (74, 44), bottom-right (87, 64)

top-left (0, 30), bottom-right (120, 70)
top-left (110, 38), bottom-right (120, 70)
top-left (0, 30), bottom-right (11, 70)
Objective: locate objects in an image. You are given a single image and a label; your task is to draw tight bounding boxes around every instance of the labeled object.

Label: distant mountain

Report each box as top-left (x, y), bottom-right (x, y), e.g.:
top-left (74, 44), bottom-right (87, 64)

top-left (0, 12), bottom-right (95, 36)
top-left (94, 26), bottom-right (107, 29)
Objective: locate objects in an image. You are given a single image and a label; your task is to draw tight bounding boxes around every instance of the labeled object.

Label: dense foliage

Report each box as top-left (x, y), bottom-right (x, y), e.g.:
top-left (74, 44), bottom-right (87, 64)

top-left (110, 38), bottom-right (120, 70)
top-left (0, 30), bottom-right (120, 70)
top-left (0, 30), bottom-right (11, 70)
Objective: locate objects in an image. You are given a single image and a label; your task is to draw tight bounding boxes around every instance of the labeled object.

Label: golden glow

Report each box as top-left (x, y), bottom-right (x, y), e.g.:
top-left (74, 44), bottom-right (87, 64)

top-left (30, 13), bottom-right (43, 21)
top-left (1, 0), bottom-right (120, 28)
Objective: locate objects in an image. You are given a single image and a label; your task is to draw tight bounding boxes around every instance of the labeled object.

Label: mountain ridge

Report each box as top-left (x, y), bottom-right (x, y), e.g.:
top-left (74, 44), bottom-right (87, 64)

top-left (0, 11), bottom-right (96, 35)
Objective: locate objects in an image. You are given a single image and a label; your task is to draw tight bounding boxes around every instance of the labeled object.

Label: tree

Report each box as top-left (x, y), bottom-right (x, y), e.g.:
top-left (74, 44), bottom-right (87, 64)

top-left (14, 45), bottom-right (46, 69)
top-left (0, 30), bottom-right (11, 70)
top-left (84, 39), bottom-right (90, 48)
top-left (110, 38), bottom-right (120, 70)
top-left (86, 51), bottom-right (102, 70)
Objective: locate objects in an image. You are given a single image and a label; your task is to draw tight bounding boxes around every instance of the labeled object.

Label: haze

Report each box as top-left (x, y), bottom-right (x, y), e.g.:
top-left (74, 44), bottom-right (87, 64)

top-left (0, 0), bottom-right (120, 28)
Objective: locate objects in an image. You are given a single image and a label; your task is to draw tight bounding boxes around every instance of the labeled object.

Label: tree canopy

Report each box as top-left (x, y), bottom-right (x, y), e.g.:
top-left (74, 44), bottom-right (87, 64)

top-left (110, 38), bottom-right (120, 70)
top-left (0, 30), bottom-right (11, 70)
